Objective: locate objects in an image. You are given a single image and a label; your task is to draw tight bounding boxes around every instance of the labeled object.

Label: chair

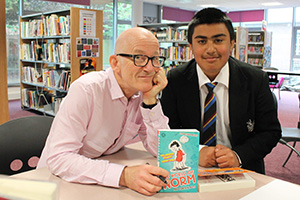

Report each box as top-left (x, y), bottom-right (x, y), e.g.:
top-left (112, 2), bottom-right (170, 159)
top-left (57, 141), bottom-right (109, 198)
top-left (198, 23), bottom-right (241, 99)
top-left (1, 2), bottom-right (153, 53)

top-left (270, 77), bottom-right (284, 100)
top-left (0, 116), bottom-right (53, 175)
top-left (279, 128), bottom-right (300, 167)
top-left (272, 92), bottom-right (300, 167)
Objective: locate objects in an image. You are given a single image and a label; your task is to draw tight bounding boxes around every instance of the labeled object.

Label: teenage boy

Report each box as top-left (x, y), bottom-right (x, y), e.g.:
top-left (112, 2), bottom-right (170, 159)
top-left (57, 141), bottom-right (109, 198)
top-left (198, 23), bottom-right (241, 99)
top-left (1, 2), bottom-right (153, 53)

top-left (160, 8), bottom-right (281, 174)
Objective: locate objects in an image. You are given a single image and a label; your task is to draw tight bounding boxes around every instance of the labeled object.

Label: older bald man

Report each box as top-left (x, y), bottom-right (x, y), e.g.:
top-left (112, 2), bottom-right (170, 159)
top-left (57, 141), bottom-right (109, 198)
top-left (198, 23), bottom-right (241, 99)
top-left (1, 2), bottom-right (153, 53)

top-left (38, 27), bottom-right (169, 196)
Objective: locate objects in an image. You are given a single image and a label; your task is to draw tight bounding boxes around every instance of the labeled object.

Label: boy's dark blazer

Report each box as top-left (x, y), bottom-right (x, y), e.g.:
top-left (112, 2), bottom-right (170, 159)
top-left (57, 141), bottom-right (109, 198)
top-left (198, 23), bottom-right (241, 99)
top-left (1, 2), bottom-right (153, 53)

top-left (160, 56), bottom-right (282, 174)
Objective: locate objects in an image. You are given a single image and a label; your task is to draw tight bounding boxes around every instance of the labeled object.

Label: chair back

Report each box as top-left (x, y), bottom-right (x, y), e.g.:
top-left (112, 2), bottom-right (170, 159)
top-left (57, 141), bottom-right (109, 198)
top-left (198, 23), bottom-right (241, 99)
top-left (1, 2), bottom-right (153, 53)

top-left (0, 116), bottom-right (53, 175)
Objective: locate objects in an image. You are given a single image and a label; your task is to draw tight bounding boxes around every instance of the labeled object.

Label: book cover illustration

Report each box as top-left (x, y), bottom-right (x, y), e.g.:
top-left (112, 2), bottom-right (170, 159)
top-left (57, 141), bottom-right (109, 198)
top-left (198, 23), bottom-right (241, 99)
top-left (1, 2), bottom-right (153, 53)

top-left (157, 129), bottom-right (200, 193)
top-left (80, 58), bottom-right (96, 76)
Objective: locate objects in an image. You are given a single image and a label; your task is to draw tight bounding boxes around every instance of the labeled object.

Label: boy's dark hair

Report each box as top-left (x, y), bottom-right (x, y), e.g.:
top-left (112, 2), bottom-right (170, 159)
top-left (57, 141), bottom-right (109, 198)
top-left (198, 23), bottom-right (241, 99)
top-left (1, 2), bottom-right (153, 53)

top-left (187, 7), bottom-right (235, 44)
top-left (170, 141), bottom-right (180, 148)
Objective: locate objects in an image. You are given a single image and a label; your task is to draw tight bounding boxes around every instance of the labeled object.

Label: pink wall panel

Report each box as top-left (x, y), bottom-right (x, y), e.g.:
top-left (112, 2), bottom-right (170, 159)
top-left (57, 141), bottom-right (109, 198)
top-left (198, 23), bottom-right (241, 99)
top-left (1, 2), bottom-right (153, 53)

top-left (163, 6), bottom-right (195, 22)
top-left (227, 10), bottom-right (264, 22)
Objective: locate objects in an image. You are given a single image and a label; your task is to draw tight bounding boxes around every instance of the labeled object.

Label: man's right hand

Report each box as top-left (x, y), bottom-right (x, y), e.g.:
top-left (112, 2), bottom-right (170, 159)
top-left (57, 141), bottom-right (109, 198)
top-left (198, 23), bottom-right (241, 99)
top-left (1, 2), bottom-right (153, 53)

top-left (199, 146), bottom-right (217, 167)
top-left (119, 164), bottom-right (169, 196)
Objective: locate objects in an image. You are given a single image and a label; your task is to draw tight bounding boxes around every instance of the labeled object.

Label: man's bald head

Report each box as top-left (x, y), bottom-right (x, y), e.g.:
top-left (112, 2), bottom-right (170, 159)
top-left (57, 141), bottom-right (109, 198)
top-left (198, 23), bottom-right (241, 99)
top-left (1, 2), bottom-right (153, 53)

top-left (114, 27), bottom-right (158, 54)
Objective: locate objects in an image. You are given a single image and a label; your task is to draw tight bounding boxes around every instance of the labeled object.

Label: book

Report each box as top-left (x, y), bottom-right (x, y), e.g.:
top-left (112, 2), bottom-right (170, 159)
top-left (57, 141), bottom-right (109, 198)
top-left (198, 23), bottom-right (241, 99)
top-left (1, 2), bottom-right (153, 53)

top-left (0, 176), bottom-right (58, 200)
top-left (157, 129), bottom-right (200, 193)
top-left (198, 172), bottom-right (255, 193)
top-left (198, 167), bottom-right (253, 176)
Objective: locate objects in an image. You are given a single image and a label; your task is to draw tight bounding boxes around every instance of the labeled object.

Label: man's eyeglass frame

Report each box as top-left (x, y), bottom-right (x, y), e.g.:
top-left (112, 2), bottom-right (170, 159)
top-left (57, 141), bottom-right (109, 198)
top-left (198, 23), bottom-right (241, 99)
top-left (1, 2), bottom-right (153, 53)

top-left (116, 53), bottom-right (166, 68)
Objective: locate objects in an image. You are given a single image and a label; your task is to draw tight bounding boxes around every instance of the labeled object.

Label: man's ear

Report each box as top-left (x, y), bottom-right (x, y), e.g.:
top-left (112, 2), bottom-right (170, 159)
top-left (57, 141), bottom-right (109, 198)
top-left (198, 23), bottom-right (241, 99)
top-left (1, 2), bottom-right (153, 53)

top-left (109, 55), bottom-right (119, 72)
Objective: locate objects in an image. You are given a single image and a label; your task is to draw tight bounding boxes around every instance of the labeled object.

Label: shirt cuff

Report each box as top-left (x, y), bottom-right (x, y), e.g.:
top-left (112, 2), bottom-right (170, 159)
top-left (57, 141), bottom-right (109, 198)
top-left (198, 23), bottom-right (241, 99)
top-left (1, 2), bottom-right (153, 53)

top-left (142, 102), bottom-right (157, 109)
top-left (233, 151), bottom-right (242, 167)
top-left (199, 144), bottom-right (206, 151)
top-left (140, 101), bottom-right (165, 122)
top-left (101, 163), bottom-right (126, 188)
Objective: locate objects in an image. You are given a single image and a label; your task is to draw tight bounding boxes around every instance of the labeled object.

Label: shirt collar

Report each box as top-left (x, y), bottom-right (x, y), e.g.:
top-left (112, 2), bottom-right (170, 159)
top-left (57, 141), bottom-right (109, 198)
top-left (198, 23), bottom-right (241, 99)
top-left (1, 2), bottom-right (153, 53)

top-left (196, 62), bottom-right (229, 89)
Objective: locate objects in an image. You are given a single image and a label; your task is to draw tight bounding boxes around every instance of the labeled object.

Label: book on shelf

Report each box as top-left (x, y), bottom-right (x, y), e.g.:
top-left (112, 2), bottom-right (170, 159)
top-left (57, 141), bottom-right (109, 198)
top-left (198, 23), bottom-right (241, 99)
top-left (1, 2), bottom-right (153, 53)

top-left (248, 34), bottom-right (264, 42)
top-left (22, 66), bottom-right (42, 84)
top-left (157, 129), bottom-right (200, 193)
top-left (0, 176), bottom-right (58, 200)
top-left (150, 27), bottom-right (187, 41)
top-left (57, 70), bottom-right (71, 91)
top-left (21, 13), bottom-right (70, 38)
top-left (198, 167), bottom-right (255, 193)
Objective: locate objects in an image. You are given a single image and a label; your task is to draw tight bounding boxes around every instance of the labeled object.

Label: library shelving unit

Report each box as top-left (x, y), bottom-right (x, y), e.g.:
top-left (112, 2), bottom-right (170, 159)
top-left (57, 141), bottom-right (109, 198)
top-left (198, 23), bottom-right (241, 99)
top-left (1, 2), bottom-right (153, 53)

top-left (233, 27), bottom-right (248, 63)
top-left (0, 0), bottom-right (9, 124)
top-left (138, 22), bottom-right (193, 73)
top-left (247, 30), bottom-right (272, 68)
top-left (19, 7), bottom-right (103, 116)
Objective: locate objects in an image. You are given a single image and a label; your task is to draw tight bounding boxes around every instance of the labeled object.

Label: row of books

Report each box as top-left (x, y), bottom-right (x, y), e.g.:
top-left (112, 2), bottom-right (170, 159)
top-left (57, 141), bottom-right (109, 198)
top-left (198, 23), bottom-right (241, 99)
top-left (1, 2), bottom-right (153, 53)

top-left (22, 66), bottom-right (41, 84)
top-left (20, 41), bottom-right (42, 61)
top-left (20, 14), bottom-right (70, 37)
top-left (42, 42), bottom-right (70, 63)
top-left (21, 88), bottom-right (63, 114)
top-left (21, 88), bottom-right (39, 109)
top-left (20, 41), bottom-right (70, 63)
top-left (248, 46), bottom-right (264, 54)
top-left (42, 69), bottom-right (70, 91)
top-left (153, 27), bottom-right (188, 41)
top-left (248, 58), bottom-right (263, 66)
top-left (248, 35), bottom-right (264, 43)
top-left (160, 46), bottom-right (193, 61)
top-left (22, 66), bottom-right (71, 91)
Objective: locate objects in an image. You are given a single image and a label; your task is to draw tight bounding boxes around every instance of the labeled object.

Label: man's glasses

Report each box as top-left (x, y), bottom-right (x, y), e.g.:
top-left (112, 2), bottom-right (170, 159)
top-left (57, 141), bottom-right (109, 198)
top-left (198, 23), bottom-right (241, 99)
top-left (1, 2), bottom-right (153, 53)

top-left (117, 54), bottom-right (166, 68)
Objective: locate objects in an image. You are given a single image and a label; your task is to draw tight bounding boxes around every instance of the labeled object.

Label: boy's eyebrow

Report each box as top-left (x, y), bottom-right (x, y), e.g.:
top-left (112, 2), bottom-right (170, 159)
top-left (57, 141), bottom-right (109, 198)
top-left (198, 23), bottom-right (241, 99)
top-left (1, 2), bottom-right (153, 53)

top-left (194, 33), bottom-right (227, 39)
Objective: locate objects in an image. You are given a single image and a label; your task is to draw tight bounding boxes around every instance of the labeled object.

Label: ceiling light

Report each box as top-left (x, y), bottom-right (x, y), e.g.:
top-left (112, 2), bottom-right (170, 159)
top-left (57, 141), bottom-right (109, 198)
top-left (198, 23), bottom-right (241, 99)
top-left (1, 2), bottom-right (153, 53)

top-left (197, 4), bottom-right (219, 8)
top-left (261, 2), bottom-right (283, 6)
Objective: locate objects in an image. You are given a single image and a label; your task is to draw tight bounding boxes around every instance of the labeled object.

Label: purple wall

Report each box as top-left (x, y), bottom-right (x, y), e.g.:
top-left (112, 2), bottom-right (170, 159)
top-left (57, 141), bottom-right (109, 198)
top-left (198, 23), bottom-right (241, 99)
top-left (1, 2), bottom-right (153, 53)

top-left (46, 0), bottom-right (90, 6)
top-left (227, 10), bottom-right (264, 22)
top-left (163, 7), bottom-right (264, 23)
top-left (163, 6), bottom-right (195, 22)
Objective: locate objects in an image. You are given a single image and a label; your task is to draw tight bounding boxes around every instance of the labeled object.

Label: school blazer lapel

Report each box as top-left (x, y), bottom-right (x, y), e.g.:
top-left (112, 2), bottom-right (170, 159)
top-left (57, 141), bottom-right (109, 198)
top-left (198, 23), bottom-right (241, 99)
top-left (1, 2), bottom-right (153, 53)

top-left (180, 60), bottom-right (202, 130)
top-left (228, 58), bottom-right (250, 138)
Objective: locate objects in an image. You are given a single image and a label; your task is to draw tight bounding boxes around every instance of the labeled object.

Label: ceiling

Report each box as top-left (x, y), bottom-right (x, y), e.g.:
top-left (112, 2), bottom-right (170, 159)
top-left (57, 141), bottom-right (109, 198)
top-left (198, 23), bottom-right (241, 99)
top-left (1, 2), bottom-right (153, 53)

top-left (143, 0), bottom-right (300, 12)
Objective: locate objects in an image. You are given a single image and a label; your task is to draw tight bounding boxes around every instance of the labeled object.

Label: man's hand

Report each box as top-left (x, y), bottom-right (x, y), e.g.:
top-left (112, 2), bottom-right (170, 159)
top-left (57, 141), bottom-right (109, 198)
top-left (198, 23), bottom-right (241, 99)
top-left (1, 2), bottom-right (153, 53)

top-left (199, 146), bottom-right (217, 167)
top-left (215, 144), bottom-right (240, 168)
top-left (119, 164), bottom-right (169, 196)
top-left (143, 67), bottom-right (168, 105)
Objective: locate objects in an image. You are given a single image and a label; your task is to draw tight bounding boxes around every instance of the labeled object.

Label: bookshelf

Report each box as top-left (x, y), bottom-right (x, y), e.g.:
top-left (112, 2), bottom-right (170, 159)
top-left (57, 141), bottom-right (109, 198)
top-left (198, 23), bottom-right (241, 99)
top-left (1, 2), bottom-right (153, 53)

top-left (247, 30), bottom-right (272, 68)
top-left (0, 0), bottom-right (9, 124)
top-left (138, 22), bottom-right (193, 73)
top-left (19, 7), bottom-right (103, 116)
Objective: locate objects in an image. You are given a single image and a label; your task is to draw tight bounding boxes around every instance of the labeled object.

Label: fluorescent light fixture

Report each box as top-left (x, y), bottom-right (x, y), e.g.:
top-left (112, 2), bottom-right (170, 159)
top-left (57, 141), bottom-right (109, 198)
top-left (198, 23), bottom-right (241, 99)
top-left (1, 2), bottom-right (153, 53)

top-left (197, 4), bottom-right (219, 8)
top-left (261, 2), bottom-right (283, 6)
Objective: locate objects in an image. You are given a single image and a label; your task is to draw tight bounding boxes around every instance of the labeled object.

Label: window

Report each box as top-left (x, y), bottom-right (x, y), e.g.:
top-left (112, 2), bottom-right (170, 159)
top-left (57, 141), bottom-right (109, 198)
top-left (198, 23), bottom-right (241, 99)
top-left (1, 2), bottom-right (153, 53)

top-left (295, 7), bottom-right (300, 27)
top-left (292, 7), bottom-right (300, 71)
top-left (91, 0), bottom-right (114, 69)
top-left (6, 0), bottom-right (20, 85)
top-left (267, 8), bottom-right (293, 71)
